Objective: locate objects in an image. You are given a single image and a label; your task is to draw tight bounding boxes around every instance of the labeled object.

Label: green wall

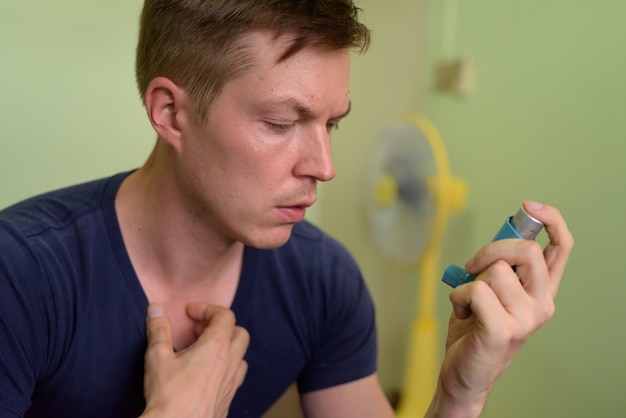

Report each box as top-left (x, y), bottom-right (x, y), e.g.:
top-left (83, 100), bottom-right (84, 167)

top-left (424, 2), bottom-right (626, 416)
top-left (321, 1), bottom-right (626, 417)
top-left (2, 1), bottom-right (625, 417)
top-left (0, 1), bottom-right (153, 207)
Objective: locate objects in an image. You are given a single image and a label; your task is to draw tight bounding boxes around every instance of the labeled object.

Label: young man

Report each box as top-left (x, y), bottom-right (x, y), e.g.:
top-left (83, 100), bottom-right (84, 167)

top-left (0, 1), bottom-right (573, 417)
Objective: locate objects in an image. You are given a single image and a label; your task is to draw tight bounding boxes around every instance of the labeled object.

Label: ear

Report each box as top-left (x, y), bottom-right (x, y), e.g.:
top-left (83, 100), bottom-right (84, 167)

top-left (144, 77), bottom-right (190, 153)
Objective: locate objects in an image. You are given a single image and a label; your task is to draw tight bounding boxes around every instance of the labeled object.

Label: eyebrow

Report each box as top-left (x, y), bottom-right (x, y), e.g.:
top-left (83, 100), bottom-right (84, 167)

top-left (264, 98), bottom-right (352, 120)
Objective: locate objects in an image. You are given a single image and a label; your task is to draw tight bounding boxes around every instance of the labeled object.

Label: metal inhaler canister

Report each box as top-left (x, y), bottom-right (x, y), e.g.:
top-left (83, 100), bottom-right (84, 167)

top-left (441, 207), bottom-right (544, 288)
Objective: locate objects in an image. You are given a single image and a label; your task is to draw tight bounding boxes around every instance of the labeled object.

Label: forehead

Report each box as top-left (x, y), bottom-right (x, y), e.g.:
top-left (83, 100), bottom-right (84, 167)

top-left (237, 30), bottom-right (311, 60)
top-left (219, 31), bottom-right (351, 110)
top-left (235, 30), bottom-right (350, 79)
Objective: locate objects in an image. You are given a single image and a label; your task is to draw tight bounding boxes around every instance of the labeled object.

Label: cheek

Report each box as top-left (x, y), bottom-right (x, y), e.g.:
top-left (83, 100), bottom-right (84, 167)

top-left (195, 153), bottom-right (266, 210)
top-left (183, 125), bottom-right (295, 208)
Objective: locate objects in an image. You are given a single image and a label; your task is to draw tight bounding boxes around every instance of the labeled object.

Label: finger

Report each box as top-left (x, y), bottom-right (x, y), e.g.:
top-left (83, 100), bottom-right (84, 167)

top-left (234, 359), bottom-right (248, 389)
top-left (187, 303), bottom-right (237, 337)
top-left (466, 238), bottom-right (544, 279)
top-left (218, 343), bottom-right (249, 406)
top-left (186, 302), bottom-right (221, 320)
top-left (231, 326), bottom-right (250, 357)
top-left (219, 359), bottom-right (248, 411)
top-left (505, 239), bottom-right (550, 299)
top-left (145, 304), bottom-right (174, 357)
top-left (522, 201), bottom-right (574, 295)
top-left (193, 311), bottom-right (238, 354)
top-left (449, 280), bottom-right (505, 325)
top-left (215, 358), bottom-right (248, 418)
top-left (216, 348), bottom-right (249, 417)
top-left (478, 260), bottom-right (531, 314)
top-left (213, 328), bottom-right (249, 418)
top-left (219, 327), bottom-right (249, 390)
top-left (186, 302), bottom-right (234, 324)
top-left (465, 234), bottom-right (550, 299)
top-left (223, 327), bottom-right (249, 387)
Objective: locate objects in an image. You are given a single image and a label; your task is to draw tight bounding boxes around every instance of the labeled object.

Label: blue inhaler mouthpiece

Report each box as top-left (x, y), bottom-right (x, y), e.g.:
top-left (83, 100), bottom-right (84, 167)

top-left (442, 207), bottom-right (543, 288)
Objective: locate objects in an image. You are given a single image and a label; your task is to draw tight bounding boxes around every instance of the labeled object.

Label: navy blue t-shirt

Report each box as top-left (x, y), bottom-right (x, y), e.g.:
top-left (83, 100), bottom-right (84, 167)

top-left (0, 173), bottom-right (377, 417)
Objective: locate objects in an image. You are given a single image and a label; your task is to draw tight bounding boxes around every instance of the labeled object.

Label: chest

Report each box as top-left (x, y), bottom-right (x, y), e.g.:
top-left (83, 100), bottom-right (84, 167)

top-left (27, 252), bottom-right (340, 418)
top-left (143, 282), bottom-right (240, 350)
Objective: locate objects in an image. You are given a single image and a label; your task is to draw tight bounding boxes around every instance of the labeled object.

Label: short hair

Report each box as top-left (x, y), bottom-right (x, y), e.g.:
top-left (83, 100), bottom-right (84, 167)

top-left (135, 0), bottom-right (370, 124)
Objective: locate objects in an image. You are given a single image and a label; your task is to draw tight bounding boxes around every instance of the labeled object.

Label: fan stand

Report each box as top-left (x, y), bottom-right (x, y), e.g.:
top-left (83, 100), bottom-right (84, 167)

top-left (371, 114), bottom-right (466, 417)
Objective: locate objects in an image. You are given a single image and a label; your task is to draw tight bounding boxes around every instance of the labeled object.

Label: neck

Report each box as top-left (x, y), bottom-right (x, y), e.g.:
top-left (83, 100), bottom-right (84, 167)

top-left (115, 143), bottom-right (244, 290)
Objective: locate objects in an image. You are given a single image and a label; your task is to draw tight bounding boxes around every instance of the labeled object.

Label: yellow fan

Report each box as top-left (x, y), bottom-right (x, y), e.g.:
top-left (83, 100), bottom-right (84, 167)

top-left (366, 113), bottom-right (466, 417)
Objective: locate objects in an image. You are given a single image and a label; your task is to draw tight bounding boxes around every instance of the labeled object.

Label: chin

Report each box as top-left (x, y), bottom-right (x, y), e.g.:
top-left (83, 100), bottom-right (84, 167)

top-left (245, 223), bottom-right (296, 250)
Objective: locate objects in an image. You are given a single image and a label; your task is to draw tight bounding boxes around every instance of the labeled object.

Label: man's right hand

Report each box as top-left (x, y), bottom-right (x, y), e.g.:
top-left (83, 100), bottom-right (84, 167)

top-left (140, 303), bottom-right (249, 418)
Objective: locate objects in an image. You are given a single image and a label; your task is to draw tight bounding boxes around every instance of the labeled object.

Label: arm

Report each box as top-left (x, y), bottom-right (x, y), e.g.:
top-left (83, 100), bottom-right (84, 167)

top-left (300, 373), bottom-right (394, 418)
top-left (140, 303), bottom-right (249, 418)
top-left (426, 201), bottom-right (574, 417)
top-left (299, 202), bottom-right (572, 418)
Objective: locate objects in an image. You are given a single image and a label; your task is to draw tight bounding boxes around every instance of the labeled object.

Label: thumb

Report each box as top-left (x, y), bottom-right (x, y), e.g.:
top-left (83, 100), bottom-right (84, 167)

top-left (145, 304), bottom-right (174, 356)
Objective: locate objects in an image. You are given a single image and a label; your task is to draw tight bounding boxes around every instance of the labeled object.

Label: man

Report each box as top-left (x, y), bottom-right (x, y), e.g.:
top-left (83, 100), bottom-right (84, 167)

top-left (0, 1), bottom-right (573, 417)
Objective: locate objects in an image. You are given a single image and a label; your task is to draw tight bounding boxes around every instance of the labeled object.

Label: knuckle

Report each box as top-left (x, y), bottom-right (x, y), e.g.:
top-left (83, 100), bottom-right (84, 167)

top-left (538, 298), bottom-right (556, 323)
top-left (240, 359), bottom-right (249, 374)
top-left (490, 260), bottom-right (513, 277)
top-left (517, 316), bottom-right (536, 340)
top-left (466, 279), bottom-right (492, 298)
top-left (480, 242), bottom-right (498, 260)
top-left (146, 322), bottom-right (167, 342)
top-left (234, 326), bottom-right (250, 344)
top-left (213, 308), bottom-right (237, 326)
top-left (564, 231), bottom-right (575, 250)
top-left (520, 239), bottom-right (543, 259)
top-left (145, 341), bottom-right (171, 361)
top-left (197, 326), bottom-right (233, 357)
top-left (211, 330), bottom-right (232, 349)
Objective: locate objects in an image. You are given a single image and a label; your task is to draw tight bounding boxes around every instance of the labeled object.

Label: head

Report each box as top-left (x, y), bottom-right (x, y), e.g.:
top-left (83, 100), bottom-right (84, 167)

top-left (135, 0), bottom-right (370, 125)
top-left (135, 1), bottom-right (370, 250)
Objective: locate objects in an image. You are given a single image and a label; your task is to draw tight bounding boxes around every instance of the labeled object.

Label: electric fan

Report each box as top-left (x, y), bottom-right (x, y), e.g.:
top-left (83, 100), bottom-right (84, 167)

top-left (365, 113), bottom-right (466, 417)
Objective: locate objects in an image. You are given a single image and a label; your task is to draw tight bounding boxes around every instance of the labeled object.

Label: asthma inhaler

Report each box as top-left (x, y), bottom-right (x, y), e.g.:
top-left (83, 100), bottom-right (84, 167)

top-left (442, 207), bottom-right (544, 288)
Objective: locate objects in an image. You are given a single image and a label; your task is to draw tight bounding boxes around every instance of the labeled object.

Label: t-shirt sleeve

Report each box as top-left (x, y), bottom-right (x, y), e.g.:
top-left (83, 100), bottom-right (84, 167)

top-left (0, 223), bottom-right (50, 416)
top-left (296, 237), bottom-right (378, 393)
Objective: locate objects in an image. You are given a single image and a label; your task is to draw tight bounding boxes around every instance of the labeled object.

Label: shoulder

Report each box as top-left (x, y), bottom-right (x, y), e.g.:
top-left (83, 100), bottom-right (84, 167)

top-left (0, 171), bottom-right (136, 362)
top-left (0, 172), bottom-right (131, 286)
top-left (0, 172), bottom-right (129, 238)
top-left (265, 221), bottom-right (367, 303)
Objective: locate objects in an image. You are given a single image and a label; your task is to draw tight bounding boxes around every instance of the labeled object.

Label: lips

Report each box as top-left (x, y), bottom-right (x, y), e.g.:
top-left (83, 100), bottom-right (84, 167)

top-left (291, 198), bottom-right (315, 209)
top-left (276, 197), bottom-right (316, 223)
top-left (277, 206), bottom-right (307, 223)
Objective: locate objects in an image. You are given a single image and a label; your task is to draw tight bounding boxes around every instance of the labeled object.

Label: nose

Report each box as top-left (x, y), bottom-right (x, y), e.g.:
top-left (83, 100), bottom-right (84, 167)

top-left (294, 125), bottom-right (336, 182)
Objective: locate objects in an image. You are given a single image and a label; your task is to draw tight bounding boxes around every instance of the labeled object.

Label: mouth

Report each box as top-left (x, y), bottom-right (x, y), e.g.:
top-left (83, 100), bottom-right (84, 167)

top-left (276, 197), bottom-right (316, 223)
top-left (280, 193), bottom-right (317, 208)
top-left (291, 198), bottom-right (316, 209)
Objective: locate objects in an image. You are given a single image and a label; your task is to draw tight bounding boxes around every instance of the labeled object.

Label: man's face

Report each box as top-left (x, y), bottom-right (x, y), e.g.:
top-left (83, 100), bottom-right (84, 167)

top-left (176, 32), bottom-right (351, 249)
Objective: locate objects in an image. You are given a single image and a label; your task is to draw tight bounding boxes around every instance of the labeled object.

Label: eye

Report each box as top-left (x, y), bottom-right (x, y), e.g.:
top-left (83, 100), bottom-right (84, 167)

top-left (264, 121), bottom-right (295, 133)
top-left (326, 121), bottom-right (340, 132)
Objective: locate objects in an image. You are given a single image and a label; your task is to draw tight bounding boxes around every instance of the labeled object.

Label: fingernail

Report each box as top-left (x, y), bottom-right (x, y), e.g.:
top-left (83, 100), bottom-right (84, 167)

top-left (526, 200), bottom-right (543, 210)
top-left (464, 257), bottom-right (474, 270)
top-left (147, 305), bottom-right (164, 319)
